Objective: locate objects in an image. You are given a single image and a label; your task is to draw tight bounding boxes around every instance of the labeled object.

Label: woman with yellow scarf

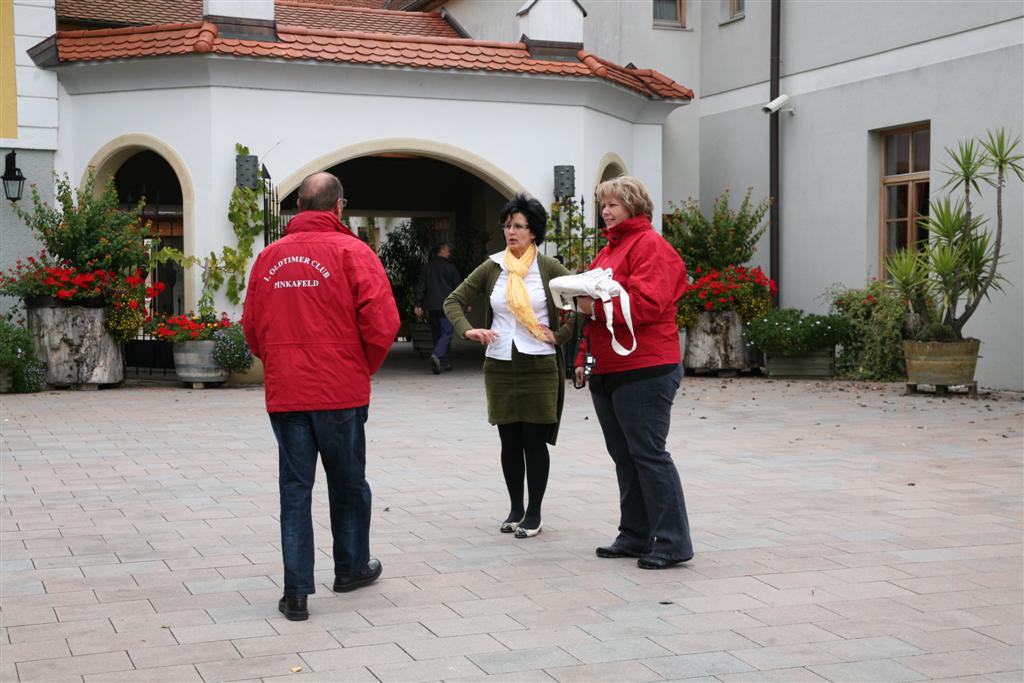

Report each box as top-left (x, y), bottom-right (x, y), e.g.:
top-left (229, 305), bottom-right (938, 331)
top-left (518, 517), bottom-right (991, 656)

top-left (444, 194), bottom-right (574, 538)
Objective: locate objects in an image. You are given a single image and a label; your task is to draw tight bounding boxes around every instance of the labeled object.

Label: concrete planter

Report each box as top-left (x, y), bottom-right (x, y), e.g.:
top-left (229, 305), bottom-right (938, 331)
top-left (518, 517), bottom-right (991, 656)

top-left (229, 357), bottom-right (264, 386)
top-left (764, 347), bottom-right (836, 377)
top-left (173, 340), bottom-right (229, 387)
top-left (903, 339), bottom-right (980, 386)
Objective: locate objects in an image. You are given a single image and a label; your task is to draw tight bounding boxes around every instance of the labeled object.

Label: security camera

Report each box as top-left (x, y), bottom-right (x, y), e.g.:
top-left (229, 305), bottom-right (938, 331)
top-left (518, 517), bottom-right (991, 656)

top-left (762, 94), bottom-right (792, 114)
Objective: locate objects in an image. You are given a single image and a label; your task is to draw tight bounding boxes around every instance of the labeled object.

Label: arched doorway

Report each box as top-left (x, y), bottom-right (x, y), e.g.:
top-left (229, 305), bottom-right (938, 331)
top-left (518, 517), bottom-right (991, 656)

top-left (112, 150), bottom-right (184, 316)
top-left (278, 141), bottom-right (522, 367)
top-left (85, 135), bottom-right (196, 313)
top-left (594, 153), bottom-right (627, 230)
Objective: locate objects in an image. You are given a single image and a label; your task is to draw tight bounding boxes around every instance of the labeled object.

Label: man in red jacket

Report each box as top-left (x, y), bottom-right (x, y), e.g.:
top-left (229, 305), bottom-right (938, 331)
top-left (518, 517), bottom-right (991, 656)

top-left (243, 172), bottom-right (400, 621)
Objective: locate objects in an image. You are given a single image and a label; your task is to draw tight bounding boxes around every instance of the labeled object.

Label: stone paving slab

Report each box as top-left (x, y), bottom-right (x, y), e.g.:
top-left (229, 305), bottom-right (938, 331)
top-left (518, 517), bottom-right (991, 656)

top-left (1, 343), bottom-right (1022, 681)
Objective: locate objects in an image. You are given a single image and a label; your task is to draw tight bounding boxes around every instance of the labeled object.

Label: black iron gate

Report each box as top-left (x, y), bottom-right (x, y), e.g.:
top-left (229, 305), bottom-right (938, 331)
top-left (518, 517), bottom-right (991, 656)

top-left (262, 164), bottom-right (286, 245)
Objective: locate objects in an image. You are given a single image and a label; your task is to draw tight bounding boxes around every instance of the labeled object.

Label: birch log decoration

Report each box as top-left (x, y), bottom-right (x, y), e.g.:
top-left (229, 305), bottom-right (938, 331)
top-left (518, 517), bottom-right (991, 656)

top-left (683, 311), bottom-right (747, 371)
top-left (27, 306), bottom-right (123, 387)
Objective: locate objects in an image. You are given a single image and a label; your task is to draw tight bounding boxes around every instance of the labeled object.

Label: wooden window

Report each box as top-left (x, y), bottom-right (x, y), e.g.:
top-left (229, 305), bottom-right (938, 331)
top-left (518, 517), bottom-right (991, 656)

top-left (719, 0), bottom-right (744, 24)
top-left (654, 0), bottom-right (685, 27)
top-left (880, 124), bottom-right (930, 265)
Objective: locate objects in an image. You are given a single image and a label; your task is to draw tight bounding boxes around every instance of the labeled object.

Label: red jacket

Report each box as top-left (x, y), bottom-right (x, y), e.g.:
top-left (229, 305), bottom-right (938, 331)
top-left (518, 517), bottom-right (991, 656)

top-left (242, 211), bottom-right (400, 413)
top-left (578, 216), bottom-right (687, 374)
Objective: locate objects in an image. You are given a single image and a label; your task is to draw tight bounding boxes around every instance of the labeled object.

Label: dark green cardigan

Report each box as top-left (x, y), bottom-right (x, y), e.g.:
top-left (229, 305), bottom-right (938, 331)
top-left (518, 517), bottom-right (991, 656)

top-left (443, 254), bottom-right (575, 445)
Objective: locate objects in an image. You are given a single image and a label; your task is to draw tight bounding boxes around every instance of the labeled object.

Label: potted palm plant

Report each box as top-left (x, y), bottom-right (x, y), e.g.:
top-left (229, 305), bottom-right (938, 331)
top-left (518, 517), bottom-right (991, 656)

top-left (887, 128), bottom-right (1022, 394)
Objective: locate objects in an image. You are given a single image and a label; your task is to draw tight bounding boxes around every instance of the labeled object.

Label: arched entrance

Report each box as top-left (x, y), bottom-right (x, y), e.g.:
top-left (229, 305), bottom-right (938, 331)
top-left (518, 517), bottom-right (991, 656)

top-left (279, 140), bottom-right (524, 367)
top-left (85, 135), bottom-right (196, 313)
top-left (594, 152), bottom-right (627, 230)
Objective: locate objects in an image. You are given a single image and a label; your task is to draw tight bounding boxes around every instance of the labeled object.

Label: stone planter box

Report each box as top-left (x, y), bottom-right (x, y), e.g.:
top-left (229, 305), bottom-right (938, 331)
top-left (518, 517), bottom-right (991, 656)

top-left (764, 347), bottom-right (836, 377)
top-left (27, 304), bottom-right (123, 388)
top-left (173, 340), bottom-right (229, 388)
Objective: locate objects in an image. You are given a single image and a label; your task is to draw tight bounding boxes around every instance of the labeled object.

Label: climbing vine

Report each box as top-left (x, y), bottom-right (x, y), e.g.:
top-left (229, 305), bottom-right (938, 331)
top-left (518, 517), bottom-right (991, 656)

top-left (224, 143), bottom-right (264, 304)
top-left (151, 143), bottom-right (264, 311)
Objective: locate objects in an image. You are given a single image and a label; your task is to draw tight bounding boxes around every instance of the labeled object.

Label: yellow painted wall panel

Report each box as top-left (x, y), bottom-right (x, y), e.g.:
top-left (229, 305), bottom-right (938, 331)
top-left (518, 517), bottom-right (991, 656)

top-left (0, 0), bottom-right (17, 138)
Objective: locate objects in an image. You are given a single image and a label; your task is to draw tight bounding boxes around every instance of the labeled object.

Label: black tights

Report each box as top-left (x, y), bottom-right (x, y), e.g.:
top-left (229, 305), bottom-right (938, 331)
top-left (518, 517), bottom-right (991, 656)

top-left (497, 422), bottom-right (550, 528)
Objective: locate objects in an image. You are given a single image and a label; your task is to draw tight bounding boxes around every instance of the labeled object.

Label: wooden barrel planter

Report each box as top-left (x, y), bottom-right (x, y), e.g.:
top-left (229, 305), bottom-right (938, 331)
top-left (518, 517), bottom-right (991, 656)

top-left (903, 339), bottom-right (980, 395)
top-left (26, 301), bottom-right (123, 388)
top-left (173, 340), bottom-right (229, 388)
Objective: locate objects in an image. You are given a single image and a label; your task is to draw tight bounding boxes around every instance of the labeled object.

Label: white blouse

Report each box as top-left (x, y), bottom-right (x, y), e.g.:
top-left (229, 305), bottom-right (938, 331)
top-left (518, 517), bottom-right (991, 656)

top-left (486, 252), bottom-right (554, 360)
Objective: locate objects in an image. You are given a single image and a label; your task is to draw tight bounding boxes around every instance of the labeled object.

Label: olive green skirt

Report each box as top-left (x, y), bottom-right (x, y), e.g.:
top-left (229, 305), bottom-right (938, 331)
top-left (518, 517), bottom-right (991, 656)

top-left (484, 346), bottom-right (559, 426)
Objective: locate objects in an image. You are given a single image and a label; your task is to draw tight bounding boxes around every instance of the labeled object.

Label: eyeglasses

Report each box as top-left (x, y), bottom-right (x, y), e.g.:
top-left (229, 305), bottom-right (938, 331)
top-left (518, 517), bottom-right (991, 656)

top-left (340, 198), bottom-right (349, 208)
top-left (502, 222), bottom-right (530, 231)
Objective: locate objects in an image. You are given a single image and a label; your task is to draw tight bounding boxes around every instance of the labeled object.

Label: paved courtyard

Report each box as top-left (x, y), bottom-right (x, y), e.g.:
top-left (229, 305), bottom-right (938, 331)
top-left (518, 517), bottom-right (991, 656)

top-left (2, 342), bottom-right (1022, 682)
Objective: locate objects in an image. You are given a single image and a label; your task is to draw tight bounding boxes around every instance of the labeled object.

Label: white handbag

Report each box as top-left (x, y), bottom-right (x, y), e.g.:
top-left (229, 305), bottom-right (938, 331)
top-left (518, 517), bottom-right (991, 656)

top-left (549, 268), bottom-right (636, 356)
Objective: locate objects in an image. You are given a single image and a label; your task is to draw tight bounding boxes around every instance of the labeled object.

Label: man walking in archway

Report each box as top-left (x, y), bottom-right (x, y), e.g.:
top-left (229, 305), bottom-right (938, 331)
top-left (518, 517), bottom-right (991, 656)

top-left (414, 242), bottom-right (460, 374)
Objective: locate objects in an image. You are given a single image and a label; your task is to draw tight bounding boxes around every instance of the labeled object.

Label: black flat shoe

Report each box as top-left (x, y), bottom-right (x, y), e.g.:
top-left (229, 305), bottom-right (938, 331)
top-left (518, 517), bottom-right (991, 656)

top-left (333, 558), bottom-right (383, 592)
top-left (595, 545), bottom-right (640, 559)
top-left (637, 554), bottom-right (692, 570)
top-left (278, 595), bottom-right (308, 621)
top-left (500, 513), bottom-right (525, 533)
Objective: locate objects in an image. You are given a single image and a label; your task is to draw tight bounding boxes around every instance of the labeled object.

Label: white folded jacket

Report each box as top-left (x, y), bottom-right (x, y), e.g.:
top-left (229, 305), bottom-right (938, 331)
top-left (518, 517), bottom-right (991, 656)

top-left (549, 268), bottom-right (636, 356)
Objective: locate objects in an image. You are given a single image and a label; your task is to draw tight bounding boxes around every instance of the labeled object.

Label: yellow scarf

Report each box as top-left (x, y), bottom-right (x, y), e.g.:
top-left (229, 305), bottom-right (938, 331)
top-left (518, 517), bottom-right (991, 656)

top-left (503, 243), bottom-right (549, 342)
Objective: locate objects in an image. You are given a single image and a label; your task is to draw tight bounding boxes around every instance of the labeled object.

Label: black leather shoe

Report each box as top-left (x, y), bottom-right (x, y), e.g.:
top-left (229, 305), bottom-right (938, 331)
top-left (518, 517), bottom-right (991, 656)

top-left (278, 595), bottom-right (308, 621)
top-left (333, 558), bottom-right (383, 592)
top-left (637, 554), bottom-right (692, 570)
top-left (430, 355), bottom-right (441, 374)
top-left (595, 545), bottom-right (640, 559)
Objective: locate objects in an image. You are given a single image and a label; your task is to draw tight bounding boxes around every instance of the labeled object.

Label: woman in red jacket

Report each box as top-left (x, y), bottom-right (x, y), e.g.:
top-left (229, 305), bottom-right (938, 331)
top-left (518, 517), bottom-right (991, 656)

top-left (574, 175), bottom-right (693, 569)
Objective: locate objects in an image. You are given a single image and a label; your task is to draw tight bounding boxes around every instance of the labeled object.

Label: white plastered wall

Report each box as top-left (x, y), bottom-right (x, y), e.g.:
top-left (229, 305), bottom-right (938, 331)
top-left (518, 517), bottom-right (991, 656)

top-left (53, 62), bottom-right (660, 316)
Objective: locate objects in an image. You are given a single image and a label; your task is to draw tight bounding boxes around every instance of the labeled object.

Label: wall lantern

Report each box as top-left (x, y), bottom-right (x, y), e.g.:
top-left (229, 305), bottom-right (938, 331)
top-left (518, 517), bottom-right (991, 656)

top-left (2, 151), bottom-right (26, 202)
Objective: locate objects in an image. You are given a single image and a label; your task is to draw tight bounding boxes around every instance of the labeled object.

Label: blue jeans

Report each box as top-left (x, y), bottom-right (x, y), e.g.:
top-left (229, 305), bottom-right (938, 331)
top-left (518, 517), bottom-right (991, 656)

top-left (429, 310), bottom-right (454, 366)
top-left (589, 365), bottom-right (693, 561)
top-left (269, 407), bottom-right (371, 596)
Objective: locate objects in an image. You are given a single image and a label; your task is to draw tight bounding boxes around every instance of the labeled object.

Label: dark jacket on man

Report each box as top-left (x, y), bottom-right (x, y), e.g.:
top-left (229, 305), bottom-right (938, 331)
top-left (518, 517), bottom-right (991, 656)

top-left (415, 255), bottom-right (461, 311)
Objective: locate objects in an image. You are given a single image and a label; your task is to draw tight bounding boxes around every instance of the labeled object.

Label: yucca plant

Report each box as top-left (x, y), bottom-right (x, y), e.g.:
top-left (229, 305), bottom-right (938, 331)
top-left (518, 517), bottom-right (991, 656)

top-left (886, 128), bottom-right (1022, 340)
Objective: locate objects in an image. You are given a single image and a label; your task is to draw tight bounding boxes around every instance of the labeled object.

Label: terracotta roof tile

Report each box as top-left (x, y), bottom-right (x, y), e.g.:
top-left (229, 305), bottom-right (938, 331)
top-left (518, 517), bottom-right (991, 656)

top-left (57, 0), bottom-right (201, 25)
top-left (56, 0), bottom-right (442, 37)
top-left (277, 1), bottom-right (458, 38)
top-left (43, 22), bottom-right (693, 101)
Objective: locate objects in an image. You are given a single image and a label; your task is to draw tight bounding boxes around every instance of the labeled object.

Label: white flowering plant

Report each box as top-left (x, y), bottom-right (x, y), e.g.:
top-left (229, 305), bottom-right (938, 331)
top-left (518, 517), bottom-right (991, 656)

top-left (745, 308), bottom-right (849, 356)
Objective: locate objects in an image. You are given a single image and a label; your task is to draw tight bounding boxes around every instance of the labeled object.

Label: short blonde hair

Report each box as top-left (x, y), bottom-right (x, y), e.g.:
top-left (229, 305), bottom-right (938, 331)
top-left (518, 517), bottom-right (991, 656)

top-left (595, 175), bottom-right (653, 219)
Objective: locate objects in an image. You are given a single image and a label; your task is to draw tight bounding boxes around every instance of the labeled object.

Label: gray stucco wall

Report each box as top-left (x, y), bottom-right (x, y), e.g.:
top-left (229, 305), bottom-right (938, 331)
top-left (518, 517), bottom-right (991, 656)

top-left (0, 148), bottom-right (52, 316)
top-left (700, 0), bottom-right (1021, 96)
top-left (700, 44), bottom-right (1024, 389)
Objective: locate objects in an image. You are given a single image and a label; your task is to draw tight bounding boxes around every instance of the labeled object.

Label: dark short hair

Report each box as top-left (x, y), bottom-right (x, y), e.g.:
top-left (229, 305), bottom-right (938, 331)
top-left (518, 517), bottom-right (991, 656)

top-left (499, 194), bottom-right (548, 245)
top-left (433, 242), bottom-right (451, 257)
top-left (297, 173), bottom-right (344, 212)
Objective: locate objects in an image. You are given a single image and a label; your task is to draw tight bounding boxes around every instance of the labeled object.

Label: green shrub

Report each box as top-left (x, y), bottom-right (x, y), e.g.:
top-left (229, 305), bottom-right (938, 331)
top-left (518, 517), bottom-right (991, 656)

top-left (213, 325), bottom-right (254, 372)
top-left (663, 188), bottom-right (770, 274)
top-left (745, 308), bottom-right (848, 356)
top-left (0, 320), bottom-right (46, 392)
top-left (828, 281), bottom-right (906, 380)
